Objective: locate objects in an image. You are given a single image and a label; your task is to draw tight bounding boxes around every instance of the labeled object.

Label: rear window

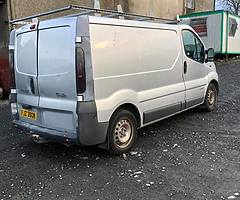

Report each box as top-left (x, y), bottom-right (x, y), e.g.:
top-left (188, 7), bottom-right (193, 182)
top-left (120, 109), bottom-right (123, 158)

top-left (38, 26), bottom-right (73, 76)
top-left (16, 31), bottom-right (37, 75)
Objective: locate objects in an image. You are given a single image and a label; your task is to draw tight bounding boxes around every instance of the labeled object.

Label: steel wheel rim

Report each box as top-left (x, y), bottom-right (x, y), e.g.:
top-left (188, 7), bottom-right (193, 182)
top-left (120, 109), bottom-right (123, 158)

top-left (207, 89), bottom-right (215, 105)
top-left (114, 119), bottom-right (133, 149)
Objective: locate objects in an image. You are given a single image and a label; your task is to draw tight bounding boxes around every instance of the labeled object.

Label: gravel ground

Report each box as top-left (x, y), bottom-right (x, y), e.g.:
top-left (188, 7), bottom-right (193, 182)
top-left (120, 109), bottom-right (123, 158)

top-left (1, 61), bottom-right (240, 200)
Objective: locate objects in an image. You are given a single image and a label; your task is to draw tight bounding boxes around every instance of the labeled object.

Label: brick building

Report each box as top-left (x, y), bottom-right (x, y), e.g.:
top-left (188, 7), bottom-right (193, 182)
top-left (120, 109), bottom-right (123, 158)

top-left (0, 0), bottom-right (215, 96)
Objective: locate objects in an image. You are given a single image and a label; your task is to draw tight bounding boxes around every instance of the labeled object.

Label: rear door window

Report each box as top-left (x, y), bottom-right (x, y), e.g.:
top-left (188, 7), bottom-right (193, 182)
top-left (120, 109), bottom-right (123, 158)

top-left (16, 31), bottom-right (37, 75)
top-left (38, 26), bottom-right (73, 76)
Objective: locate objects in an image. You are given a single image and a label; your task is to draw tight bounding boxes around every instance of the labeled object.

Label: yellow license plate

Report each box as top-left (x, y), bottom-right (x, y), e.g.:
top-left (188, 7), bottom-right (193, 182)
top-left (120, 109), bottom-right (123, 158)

top-left (20, 109), bottom-right (37, 120)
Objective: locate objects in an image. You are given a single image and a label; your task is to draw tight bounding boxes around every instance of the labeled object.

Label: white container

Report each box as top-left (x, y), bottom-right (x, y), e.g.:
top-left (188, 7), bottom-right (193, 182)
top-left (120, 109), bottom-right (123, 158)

top-left (180, 10), bottom-right (240, 55)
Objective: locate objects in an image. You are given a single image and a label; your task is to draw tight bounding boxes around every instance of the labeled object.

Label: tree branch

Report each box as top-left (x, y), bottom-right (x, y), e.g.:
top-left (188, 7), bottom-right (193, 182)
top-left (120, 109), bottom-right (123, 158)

top-left (220, 0), bottom-right (240, 15)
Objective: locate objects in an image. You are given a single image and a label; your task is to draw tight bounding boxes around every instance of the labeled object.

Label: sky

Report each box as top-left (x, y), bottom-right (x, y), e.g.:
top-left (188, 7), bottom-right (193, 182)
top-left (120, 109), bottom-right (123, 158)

top-left (215, 0), bottom-right (226, 10)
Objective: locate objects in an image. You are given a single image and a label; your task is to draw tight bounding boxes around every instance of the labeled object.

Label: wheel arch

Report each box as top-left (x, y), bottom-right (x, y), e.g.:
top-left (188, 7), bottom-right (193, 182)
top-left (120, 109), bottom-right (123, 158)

top-left (209, 79), bottom-right (219, 94)
top-left (111, 103), bottom-right (141, 128)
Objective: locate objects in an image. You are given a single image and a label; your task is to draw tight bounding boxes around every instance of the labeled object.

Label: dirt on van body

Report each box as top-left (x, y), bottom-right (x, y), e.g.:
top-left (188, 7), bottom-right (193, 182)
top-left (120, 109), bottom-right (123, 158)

top-left (0, 61), bottom-right (240, 200)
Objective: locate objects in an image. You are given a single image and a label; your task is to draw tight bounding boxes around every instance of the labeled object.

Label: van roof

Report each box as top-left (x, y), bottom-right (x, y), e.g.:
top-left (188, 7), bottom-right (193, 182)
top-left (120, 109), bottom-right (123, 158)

top-left (87, 15), bottom-right (180, 30)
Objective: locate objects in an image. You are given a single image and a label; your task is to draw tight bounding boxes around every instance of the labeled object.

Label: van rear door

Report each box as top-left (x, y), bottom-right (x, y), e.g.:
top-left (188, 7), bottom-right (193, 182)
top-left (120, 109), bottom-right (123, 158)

top-left (16, 18), bottom-right (78, 134)
top-left (37, 19), bottom-right (78, 133)
top-left (15, 25), bottom-right (39, 125)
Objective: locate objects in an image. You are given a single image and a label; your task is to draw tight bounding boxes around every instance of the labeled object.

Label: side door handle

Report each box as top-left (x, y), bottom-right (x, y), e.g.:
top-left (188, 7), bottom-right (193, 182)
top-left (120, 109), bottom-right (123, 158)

top-left (30, 77), bottom-right (35, 94)
top-left (184, 61), bottom-right (188, 74)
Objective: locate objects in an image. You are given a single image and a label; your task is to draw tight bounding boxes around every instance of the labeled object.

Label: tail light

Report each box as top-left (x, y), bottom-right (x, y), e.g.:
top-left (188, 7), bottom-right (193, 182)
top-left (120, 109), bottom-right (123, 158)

top-left (76, 47), bottom-right (86, 94)
top-left (9, 49), bottom-right (16, 89)
top-left (11, 103), bottom-right (18, 115)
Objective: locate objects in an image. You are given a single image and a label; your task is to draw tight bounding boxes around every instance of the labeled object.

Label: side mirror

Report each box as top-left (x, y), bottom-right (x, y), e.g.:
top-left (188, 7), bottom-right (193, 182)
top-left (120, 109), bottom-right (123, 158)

top-left (206, 48), bottom-right (215, 62)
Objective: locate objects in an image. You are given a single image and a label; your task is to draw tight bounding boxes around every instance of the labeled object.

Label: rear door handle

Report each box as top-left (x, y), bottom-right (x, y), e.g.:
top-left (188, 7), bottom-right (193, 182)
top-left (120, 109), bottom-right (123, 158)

top-left (184, 61), bottom-right (187, 74)
top-left (30, 78), bottom-right (35, 94)
top-left (22, 104), bottom-right (32, 109)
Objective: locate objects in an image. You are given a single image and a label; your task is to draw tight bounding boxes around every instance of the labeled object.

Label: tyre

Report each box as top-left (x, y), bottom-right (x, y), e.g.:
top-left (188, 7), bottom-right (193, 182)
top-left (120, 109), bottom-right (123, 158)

top-left (202, 83), bottom-right (218, 112)
top-left (108, 109), bottom-right (137, 155)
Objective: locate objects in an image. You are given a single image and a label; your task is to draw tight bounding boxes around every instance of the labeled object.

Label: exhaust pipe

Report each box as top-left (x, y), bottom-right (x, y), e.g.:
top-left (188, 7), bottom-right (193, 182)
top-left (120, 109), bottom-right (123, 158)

top-left (32, 134), bottom-right (48, 144)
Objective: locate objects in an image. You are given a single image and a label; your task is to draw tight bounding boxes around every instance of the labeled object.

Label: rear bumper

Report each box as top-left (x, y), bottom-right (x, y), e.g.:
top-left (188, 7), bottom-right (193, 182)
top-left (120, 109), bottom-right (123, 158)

top-left (10, 91), bottom-right (109, 146)
top-left (13, 120), bottom-right (78, 145)
top-left (77, 101), bottom-right (109, 146)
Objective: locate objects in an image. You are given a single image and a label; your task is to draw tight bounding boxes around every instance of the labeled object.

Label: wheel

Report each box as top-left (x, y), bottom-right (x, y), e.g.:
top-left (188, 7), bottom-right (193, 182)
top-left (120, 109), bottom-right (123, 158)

top-left (108, 109), bottom-right (137, 155)
top-left (202, 83), bottom-right (218, 112)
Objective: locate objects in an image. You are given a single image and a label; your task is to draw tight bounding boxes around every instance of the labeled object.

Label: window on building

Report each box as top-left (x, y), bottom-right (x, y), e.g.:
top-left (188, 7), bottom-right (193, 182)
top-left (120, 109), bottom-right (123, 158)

top-left (185, 0), bottom-right (195, 14)
top-left (229, 18), bottom-right (238, 37)
top-left (182, 30), bottom-right (205, 63)
top-left (190, 18), bottom-right (208, 37)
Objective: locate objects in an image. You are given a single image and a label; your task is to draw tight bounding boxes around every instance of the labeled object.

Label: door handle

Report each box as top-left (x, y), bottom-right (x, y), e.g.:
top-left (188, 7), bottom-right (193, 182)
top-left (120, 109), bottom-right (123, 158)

top-left (184, 61), bottom-right (187, 74)
top-left (30, 78), bottom-right (35, 94)
top-left (22, 104), bottom-right (32, 109)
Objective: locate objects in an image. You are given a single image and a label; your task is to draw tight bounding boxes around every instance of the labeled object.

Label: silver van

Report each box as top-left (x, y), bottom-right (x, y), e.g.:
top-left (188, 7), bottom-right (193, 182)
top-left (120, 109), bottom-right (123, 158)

top-left (9, 8), bottom-right (219, 154)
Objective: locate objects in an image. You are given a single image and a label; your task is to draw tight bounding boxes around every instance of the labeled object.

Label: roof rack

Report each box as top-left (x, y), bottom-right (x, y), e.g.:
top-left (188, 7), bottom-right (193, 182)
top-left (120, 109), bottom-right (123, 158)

top-left (9, 5), bottom-right (178, 25)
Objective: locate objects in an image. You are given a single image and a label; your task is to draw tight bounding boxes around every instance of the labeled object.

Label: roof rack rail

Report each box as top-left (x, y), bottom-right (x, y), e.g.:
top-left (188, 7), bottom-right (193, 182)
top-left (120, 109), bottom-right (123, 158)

top-left (9, 5), bottom-right (178, 25)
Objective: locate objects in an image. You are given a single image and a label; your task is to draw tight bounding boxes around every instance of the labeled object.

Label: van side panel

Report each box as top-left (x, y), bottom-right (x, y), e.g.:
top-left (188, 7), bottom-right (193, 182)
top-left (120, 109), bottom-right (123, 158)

top-left (76, 16), bottom-right (95, 102)
top-left (89, 21), bottom-right (185, 126)
top-left (75, 17), bottom-right (109, 146)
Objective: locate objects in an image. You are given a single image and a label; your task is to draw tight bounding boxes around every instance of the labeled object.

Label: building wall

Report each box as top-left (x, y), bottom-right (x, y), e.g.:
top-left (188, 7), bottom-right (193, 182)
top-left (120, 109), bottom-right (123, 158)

top-left (0, 1), bottom-right (10, 95)
top-left (128, 0), bottom-right (214, 19)
top-left (8, 0), bottom-right (214, 21)
top-left (99, 0), bottom-right (129, 12)
top-left (9, 0), bottom-right (93, 19)
top-left (195, 0), bottom-right (215, 12)
top-left (128, 0), bottom-right (185, 19)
